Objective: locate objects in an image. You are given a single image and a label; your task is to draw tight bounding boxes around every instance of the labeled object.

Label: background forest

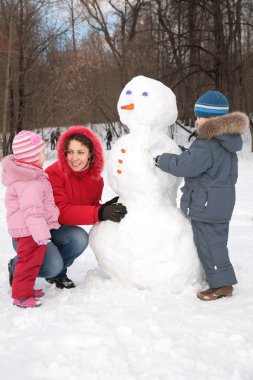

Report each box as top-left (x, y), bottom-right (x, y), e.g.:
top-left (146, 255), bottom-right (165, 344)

top-left (1, 0), bottom-right (253, 155)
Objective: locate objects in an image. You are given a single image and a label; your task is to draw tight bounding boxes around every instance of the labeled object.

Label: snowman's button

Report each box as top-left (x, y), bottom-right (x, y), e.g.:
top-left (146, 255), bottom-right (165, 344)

top-left (121, 149), bottom-right (126, 153)
top-left (117, 170), bottom-right (122, 174)
top-left (118, 159), bottom-right (123, 164)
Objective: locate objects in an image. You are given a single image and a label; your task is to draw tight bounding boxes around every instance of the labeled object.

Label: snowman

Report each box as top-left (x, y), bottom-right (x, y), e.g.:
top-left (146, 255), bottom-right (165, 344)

top-left (89, 75), bottom-right (202, 293)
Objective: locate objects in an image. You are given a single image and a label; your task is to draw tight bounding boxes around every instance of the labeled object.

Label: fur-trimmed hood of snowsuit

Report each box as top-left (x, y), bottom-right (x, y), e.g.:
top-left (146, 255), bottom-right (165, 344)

top-left (45, 126), bottom-right (104, 226)
top-left (57, 125), bottom-right (104, 178)
top-left (197, 111), bottom-right (249, 140)
top-left (157, 111), bottom-right (249, 223)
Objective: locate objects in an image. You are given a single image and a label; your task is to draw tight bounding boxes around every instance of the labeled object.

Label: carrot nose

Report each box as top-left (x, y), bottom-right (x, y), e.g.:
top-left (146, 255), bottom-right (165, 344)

top-left (121, 103), bottom-right (134, 110)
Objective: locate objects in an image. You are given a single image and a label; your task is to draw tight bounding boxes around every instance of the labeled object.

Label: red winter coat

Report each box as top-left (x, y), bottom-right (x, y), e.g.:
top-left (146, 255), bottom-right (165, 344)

top-left (45, 126), bottom-right (104, 225)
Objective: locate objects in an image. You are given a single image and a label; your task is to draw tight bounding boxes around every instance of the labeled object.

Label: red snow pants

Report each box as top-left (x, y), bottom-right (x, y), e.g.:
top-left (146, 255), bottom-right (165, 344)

top-left (12, 236), bottom-right (46, 299)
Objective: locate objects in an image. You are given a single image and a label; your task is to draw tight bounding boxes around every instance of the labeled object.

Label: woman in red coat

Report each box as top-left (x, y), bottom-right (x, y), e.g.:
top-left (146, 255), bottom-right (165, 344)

top-left (47, 126), bottom-right (105, 227)
top-left (9, 126), bottom-right (127, 290)
top-left (45, 126), bottom-right (127, 288)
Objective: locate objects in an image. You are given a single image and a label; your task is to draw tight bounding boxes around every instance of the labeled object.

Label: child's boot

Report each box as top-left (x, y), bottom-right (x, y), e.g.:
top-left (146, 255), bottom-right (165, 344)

top-left (34, 289), bottom-right (45, 298)
top-left (197, 286), bottom-right (233, 301)
top-left (13, 297), bottom-right (42, 308)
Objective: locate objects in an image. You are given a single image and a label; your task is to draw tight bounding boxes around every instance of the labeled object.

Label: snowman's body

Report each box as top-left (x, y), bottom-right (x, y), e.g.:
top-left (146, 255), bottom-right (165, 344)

top-left (90, 76), bottom-right (202, 292)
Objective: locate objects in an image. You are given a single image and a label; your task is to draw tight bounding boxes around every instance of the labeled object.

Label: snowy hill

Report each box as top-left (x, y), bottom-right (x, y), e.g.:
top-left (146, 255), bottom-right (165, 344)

top-left (0, 129), bottom-right (253, 380)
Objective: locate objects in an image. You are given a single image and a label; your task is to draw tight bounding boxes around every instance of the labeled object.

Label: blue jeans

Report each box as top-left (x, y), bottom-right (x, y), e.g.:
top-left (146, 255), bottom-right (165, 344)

top-left (12, 225), bottom-right (89, 279)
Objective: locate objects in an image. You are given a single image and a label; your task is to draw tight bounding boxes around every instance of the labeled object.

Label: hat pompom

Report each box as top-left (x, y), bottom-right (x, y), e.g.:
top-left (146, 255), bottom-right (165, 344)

top-left (194, 90), bottom-right (229, 118)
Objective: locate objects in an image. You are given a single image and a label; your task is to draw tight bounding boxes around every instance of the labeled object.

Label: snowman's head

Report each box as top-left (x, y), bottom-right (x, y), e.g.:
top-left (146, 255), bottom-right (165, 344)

top-left (117, 75), bottom-right (178, 133)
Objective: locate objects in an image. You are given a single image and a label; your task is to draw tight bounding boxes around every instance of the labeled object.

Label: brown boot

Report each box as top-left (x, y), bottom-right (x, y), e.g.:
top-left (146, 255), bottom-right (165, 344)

top-left (197, 286), bottom-right (233, 301)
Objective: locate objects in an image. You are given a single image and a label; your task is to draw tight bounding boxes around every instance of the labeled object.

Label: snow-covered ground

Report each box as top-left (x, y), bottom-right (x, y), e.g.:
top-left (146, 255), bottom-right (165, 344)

top-left (0, 128), bottom-right (253, 380)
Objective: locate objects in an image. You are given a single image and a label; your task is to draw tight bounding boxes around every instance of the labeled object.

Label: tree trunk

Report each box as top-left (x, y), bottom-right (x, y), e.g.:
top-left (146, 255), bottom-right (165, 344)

top-left (2, 6), bottom-right (13, 157)
top-left (8, 75), bottom-right (16, 153)
top-left (16, 0), bottom-right (25, 133)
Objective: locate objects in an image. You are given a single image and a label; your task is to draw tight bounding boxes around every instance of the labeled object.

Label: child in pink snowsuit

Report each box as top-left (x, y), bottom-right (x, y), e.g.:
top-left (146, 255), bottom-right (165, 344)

top-left (2, 131), bottom-right (60, 308)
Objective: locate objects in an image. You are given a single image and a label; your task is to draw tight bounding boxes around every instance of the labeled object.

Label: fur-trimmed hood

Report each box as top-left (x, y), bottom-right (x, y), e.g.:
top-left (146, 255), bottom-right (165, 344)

top-left (57, 126), bottom-right (104, 178)
top-left (197, 112), bottom-right (249, 139)
top-left (196, 111), bottom-right (249, 153)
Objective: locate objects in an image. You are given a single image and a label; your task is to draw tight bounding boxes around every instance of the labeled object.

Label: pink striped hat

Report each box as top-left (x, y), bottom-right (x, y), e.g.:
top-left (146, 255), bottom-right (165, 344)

top-left (12, 130), bottom-right (46, 163)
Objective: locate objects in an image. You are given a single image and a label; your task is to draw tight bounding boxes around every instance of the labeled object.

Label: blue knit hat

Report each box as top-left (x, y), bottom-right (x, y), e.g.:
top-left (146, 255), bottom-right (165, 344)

top-left (194, 90), bottom-right (229, 118)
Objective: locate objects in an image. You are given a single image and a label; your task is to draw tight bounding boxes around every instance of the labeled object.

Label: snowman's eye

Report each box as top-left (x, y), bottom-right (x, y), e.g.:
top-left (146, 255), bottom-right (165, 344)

top-left (142, 92), bottom-right (149, 97)
top-left (126, 90), bottom-right (132, 95)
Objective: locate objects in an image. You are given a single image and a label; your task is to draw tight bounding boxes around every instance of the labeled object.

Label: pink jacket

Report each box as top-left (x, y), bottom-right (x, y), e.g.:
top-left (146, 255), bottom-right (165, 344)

top-left (1, 155), bottom-right (60, 242)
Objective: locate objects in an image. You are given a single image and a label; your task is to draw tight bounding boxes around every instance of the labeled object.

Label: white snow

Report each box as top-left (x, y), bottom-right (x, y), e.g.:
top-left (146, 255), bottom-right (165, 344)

top-left (0, 129), bottom-right (253, 379)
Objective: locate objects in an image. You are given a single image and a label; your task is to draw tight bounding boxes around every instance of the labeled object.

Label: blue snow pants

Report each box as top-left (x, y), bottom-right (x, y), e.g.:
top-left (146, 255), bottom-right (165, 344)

top-left (191, 221), bottom-right (237, 288)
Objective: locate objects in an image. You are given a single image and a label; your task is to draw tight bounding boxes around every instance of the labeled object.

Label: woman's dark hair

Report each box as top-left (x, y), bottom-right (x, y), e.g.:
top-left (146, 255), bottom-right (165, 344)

top-left (64, 133), bottom-right (95, 167)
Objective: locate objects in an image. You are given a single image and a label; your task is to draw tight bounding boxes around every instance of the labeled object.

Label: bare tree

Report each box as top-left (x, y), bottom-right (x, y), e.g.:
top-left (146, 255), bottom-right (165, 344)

top-left (1, 0), bottom-right (253, 155)
top-left (0, 0), bottom-right (68, 154)
top-left (1, 1), bottom-right (16, 156)
top-left (80, 0), bottom-right (148, 85)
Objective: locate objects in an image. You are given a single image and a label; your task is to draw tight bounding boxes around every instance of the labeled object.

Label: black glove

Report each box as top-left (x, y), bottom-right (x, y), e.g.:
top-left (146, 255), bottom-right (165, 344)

top-left (154, 155), bottom-right (161, 166)
top-left (98, 203), bottom-right (127, 223)
top-left (188, 130), bottom-right (198, 142)
top-left (178, 144), bottom-right (187, 152)
top-left (103, 196), bottom-right (119, 206)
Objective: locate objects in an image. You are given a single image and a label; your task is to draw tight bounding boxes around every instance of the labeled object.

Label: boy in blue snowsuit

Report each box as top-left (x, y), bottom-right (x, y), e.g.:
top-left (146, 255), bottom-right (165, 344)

top-left (154, 91), bottom-right (249, 300)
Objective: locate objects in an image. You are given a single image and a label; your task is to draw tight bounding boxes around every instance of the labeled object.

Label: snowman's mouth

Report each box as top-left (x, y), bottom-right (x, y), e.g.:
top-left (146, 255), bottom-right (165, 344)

top-left (121, 103), bottom-right (134, 110)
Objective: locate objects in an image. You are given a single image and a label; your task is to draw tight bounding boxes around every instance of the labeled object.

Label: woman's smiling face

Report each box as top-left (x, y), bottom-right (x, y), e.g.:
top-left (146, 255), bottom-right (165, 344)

top-left (66, 139), bottom-right (91, 172)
